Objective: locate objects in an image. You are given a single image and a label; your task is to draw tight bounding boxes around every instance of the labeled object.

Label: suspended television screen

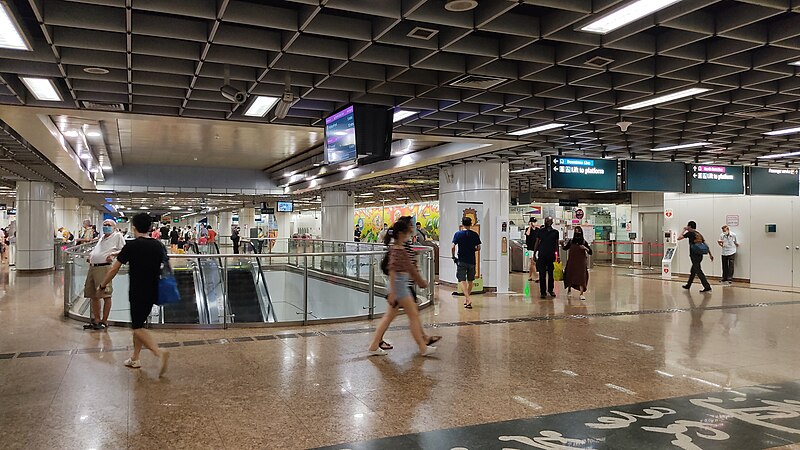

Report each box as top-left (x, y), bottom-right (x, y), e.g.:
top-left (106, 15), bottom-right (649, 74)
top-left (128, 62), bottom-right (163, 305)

top-left (323, 104), bottom-right (393, 165)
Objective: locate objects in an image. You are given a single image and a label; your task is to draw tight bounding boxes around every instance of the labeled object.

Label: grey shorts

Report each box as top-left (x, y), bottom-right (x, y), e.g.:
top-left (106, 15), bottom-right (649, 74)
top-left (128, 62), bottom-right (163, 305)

top-left (456, 262), bottom-right (476, 282)
top-left (392, 273), bottom-right (413, 299)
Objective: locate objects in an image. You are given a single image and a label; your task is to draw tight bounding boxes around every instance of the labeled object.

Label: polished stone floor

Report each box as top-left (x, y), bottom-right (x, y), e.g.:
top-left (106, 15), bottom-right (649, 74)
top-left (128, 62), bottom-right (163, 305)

top-left (1, 263), bottom-right (800, 449)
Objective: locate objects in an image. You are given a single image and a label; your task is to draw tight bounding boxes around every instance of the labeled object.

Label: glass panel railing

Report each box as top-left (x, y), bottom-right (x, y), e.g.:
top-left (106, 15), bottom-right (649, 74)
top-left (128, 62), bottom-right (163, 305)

top-left (63, 238), bottom-right (433, 328)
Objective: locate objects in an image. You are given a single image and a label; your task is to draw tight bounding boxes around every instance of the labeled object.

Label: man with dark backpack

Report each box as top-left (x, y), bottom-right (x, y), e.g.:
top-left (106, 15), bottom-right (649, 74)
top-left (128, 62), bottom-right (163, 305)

top-left (678, 221), bottom-right (715, 293)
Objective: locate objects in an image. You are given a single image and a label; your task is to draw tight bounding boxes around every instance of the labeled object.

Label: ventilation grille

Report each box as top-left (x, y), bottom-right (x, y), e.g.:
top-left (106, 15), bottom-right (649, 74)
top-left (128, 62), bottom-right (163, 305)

top-left (408, 26), bottom-right (438, 40)
top-left (82, 101), bottom-right (126, 111)
top-left (730, 107), bottom-right (792, 118)
top-left (449, 74), bottom-right (507, 90)
top-left (585, 55), bottom-right (614, 68)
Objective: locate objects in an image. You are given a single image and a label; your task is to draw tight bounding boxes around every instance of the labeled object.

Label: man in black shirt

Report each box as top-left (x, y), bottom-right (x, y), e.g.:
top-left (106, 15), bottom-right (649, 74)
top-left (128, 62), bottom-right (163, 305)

top-left (98, 213), bottom-right (170, 376)
top-left (677, 220), bottom-right (714, 292)
top-left (534, 217), bottom-right (560, 299)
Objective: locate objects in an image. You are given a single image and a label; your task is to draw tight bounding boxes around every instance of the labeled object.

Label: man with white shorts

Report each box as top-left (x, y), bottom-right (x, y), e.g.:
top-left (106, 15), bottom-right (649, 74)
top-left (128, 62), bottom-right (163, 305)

top-left (83, 219), bottom-right (126, 330)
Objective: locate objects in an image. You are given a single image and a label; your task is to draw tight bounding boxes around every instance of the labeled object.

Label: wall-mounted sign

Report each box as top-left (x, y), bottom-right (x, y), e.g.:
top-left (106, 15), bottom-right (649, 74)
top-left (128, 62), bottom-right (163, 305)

top-left (547, 156), bottom-right (617, 191)
top-left (748, 167), bottom-right (799, 196)
top-left (559, 199), bottom-right (579, 207)
top-left (688, 164), bottom-right (744, 194)
top-left (623, 160), bottom-right (686, 193)
top-left (575, 209), bottom-right (584, 219)
top-left (172, 218), bottom-right (179, 223)
top-left (726, 215), bottom-right (739, 227)
top-left (261, 207), bottom-right (275, 215)
top-left (664, 209), bottom-right (674, 219)
top-left (8, 208), bottom-right (15, 215)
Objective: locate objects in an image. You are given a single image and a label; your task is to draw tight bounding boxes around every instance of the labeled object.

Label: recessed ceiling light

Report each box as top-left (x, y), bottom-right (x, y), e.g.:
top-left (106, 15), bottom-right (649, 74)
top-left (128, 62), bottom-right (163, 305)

top-left (757, 151), bottom-right (800, 159)
top-left (244, 96), bottom-right (280, 117)
top-left (616, 87), bottom-right (710, 111)
top-left (83, 67), bottom-right (109, 75)
top-left (580, 0), bottom-right (683, 34)
top-left (502, 107), bottom-right (521, 113)
top-left (764, 126), bottom-right (800, 136)
top-left (0, 2), bottom-right (31, 51)
top-left (86, 131), bottom-right (101, 137)
top-left (510, 167), bottom-right (544, 173)
top-left (444, 0), bottom-right (478, 12)
top-left (393, 110), bottom-right (417, 122)
top-left (20, 77), bottom-right (62, 101)
top-left (63, 130), bottom-right (78, 138)
top-left (508, 123), bottom-right (567, 136)
top-left (652, 142), bottom-right (710, 151)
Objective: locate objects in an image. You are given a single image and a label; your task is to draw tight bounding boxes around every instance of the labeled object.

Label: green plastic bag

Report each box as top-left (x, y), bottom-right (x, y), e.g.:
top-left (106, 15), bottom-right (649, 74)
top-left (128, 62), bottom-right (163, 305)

top-left (553, 261), bottom-right (564, 282)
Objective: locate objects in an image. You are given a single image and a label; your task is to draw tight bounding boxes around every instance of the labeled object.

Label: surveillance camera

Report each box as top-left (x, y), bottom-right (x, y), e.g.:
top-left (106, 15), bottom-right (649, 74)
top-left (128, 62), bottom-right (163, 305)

top-left (220, 84), bottom-right (246, 104)
top-left (616, 121), bottom-right (632, 133)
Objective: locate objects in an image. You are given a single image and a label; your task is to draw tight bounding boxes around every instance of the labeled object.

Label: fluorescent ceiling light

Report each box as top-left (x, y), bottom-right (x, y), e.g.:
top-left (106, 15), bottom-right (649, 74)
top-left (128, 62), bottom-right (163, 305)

top-left (510, 167), bottom-right (544, 173)
top-left (86, 131), bottom-right (101, 137)
top-left (63, 130), bottom-right (78, 138)
top-left (395, 197), bottom-right (409, 200)
top-left (581, 0), bottom-right (682, 34)
top-left (595, 190), bottom-right (618, 194)
top-left (757, 151), bottom-right (800, 159)
top-left (421, 193), bottom-right (438, 198)
top-left (0, 2), bottom-right (30, 50)
top-left (20, 77), bottom-right (62, 101)
top-left (764, 126), bottom-right (800, 136)
top-left (791, 61), bottom-right (800, 67)
top-left (339, 164), bottom-right (357, 171)
top-left (379, 189), bottom-right (396, 193)
top-left (652, 142), bottom-right (710, 152)
top-left (169, 206), bottom-right (182, 210)
top-left (393, 110), bottom-right (417, 122)
top-left (244, 96), bottom-right (279, 117)
top-left (356, 193), bottom-right (374, 197)
top-left (617, 87), bottom-right (710, 111)
top-left (508, 123), bottom-right (567, 136)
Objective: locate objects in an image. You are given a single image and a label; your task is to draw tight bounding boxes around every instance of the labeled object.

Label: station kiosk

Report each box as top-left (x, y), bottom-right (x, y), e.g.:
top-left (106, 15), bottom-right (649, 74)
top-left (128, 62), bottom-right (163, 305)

top-left (661, 230), bottom-right (678, 279)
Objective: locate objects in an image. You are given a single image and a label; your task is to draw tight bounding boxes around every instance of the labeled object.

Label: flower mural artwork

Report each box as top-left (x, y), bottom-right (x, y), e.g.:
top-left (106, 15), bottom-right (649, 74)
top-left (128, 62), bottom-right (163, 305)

top-left (354, 201), bottom-right (440, 243)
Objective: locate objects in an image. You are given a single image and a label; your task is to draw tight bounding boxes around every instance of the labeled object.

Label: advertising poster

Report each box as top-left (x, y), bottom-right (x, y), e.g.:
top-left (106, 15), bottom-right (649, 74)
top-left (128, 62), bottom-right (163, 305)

top-left (354, 201), bottom-right (440, 243)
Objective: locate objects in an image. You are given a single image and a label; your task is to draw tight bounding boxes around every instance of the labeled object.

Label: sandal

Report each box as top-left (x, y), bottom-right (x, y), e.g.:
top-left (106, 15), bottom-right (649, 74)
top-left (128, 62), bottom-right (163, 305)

top-left (465, 303), bottom-right (473, 309)
top-left (426, 336), bottom-right (442, 346)
top-left (379, 340), bottom-right (393, 350)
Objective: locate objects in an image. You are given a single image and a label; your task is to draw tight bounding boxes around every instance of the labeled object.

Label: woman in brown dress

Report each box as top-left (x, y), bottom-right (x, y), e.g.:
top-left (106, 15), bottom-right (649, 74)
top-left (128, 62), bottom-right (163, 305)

top-left (562, 226), bottom-right (593, 300)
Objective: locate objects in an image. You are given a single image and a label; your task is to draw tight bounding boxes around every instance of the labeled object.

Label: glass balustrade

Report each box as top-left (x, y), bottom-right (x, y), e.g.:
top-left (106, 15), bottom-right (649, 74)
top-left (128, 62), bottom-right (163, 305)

top-left (63, 238), bottom-right (434, 328)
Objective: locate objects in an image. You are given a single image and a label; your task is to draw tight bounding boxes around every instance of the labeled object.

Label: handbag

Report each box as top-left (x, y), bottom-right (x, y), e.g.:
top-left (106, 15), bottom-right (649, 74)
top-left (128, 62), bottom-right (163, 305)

top-left (690, 242), bottom-right (709, 255)
top-left (553, 261), bottom-right (564, 281)
top-left (156, 246), bottom-right (181, 305)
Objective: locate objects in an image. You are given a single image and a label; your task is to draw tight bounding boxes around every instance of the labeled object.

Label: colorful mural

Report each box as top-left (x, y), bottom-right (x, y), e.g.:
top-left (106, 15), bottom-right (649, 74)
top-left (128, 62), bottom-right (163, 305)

top-left (354, 201), bottom-right (440, 243)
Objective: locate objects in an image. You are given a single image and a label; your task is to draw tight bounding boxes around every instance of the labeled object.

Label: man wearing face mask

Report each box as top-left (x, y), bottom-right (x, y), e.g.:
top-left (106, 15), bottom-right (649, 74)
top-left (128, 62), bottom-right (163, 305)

top-left (82, 219), bottom-right (126, 330)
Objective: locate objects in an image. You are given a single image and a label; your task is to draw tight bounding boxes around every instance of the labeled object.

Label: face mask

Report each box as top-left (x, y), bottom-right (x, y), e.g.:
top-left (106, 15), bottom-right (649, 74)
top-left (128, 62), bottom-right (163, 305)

top-left (102, 226), bottom-right (113, 234)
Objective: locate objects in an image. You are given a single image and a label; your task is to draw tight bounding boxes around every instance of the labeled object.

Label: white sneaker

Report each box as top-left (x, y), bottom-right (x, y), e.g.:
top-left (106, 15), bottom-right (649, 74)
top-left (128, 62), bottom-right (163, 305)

top-left (368, 348), bottom-right (388, 356)
top-left (579, 294), bottom-right (586, 301)
top-left (159, 351), bottom-right (170, 377)
top-left (124, 358), bottom-right (141, 368)
top-left (421, 346), bottom-right (437, 357)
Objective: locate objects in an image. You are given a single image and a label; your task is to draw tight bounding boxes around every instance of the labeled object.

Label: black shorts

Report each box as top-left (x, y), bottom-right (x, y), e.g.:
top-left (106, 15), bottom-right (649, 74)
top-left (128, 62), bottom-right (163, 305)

top-left (130, 298), bottom-right (156, 329)
top-left (456, 262), bottom-right (476, 282)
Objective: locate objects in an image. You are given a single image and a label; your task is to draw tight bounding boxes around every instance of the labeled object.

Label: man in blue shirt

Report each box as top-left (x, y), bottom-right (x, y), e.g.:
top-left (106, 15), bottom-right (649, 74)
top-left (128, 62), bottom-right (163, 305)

top-left (451, 217), bottom-right (481, 309)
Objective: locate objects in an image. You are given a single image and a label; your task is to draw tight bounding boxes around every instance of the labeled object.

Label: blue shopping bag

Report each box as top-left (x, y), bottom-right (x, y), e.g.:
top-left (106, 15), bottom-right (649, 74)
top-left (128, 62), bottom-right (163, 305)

top-left (156, 247), bottom-right (181, 305)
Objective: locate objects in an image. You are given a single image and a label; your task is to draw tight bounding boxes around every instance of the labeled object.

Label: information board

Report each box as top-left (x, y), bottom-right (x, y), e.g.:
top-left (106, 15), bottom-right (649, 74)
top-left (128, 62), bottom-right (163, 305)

top-left (748, 167), bottom-right (799, 196)
top-left (623, 160), bottom-right (686, 193)
top-left (548, 156), bottom-right (617, 191)
top-left (687, 164), bottom-right (744, 194)
top-left (324, 105), bottom-right (357, 164)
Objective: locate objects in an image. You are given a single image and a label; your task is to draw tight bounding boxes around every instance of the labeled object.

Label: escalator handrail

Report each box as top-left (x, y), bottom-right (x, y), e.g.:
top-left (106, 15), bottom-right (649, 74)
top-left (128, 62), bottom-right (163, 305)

top-left (252, 256), bottom-right (277, 322)
top-left (189, 244), bottom-right (212, 324)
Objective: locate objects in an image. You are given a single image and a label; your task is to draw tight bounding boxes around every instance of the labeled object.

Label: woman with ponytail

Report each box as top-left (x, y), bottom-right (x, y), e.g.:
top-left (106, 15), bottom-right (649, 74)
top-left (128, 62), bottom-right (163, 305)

top-left (368, 216), bottom-right (437, 356)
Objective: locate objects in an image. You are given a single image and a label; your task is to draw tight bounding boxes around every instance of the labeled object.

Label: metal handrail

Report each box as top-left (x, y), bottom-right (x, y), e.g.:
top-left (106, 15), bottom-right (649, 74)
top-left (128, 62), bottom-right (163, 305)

top-left (64, 242), bottom-right (434, 328)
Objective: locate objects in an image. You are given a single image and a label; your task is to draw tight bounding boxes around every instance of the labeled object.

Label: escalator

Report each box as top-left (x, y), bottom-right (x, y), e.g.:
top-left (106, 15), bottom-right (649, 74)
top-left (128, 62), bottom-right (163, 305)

top-left (226, 267), bottom-right (265, 322)
top-left (162, 268), bottom-right (201, 323)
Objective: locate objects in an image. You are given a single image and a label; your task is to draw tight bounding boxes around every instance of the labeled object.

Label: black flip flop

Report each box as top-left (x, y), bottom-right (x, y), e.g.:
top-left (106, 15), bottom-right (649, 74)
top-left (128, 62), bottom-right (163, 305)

top-left (379, 340), bottom-right (393, 350)
top-left (465, 303), bottom-right (473, 309)
top-left (426, 336), bottom-right (442, 345)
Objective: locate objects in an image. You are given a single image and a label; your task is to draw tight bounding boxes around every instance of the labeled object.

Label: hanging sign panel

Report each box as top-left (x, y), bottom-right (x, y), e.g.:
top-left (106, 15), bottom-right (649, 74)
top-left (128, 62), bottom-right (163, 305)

top-left (623, 160), bottom-right (686, 193)
top-left (687, 164), bottom-right (744, 194)
top-left (748, 167), bottom-right (799, 196)
top-left (547, 156), bottom-right (617, 191)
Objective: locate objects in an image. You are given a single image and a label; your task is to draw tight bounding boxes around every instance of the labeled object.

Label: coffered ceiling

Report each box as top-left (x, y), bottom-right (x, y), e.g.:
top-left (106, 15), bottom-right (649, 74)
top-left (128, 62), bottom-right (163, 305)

top-left (0, 0), bottom-right (799, 200)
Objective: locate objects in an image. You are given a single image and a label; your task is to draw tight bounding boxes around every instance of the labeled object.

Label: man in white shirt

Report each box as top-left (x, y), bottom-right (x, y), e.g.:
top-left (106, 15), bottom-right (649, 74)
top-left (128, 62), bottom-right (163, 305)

top-left (83, 219), bottom-right (126, 330)
top-left (717, 225), bottom-right (739, 284)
